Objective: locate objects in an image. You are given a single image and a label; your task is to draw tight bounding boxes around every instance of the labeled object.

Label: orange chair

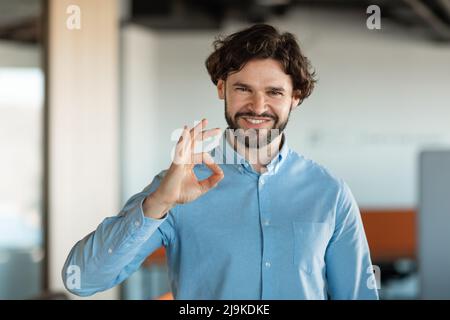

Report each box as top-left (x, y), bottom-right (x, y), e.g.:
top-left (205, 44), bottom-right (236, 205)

top-left (360, 208), bottom-right (416, 262)
top-left (155, 292), bottom-right (174, 300)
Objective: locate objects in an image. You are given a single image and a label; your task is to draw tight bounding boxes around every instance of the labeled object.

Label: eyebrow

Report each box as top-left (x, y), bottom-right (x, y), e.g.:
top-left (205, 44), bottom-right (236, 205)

top-left (232, 82), bottom-right (286, 92)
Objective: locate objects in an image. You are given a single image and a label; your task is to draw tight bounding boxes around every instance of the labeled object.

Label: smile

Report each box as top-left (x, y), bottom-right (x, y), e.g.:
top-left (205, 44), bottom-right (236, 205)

top-left (241, 116), bottom-right (273, 125)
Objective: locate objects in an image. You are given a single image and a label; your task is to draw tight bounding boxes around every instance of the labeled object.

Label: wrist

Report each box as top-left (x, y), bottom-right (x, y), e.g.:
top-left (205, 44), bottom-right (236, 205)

top-left (143, 191), bottom-right (174, 219)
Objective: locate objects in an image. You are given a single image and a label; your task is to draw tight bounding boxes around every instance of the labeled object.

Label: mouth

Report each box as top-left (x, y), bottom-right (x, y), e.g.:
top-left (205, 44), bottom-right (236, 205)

top-left (239, 116), bottom-right (274, 129)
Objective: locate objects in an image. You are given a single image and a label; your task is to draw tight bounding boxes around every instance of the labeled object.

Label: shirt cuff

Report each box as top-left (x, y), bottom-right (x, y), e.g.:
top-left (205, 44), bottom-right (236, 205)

top-left (124, 196), bottom-right (168, 242)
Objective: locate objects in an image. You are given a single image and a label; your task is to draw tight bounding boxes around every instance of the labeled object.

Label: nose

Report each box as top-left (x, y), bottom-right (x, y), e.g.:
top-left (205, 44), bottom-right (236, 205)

top-left (250, 92), bottom-right (267, 115)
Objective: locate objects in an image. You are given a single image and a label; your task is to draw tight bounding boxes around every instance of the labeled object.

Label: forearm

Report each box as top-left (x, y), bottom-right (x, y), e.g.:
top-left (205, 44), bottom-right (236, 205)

top-left (62, 196), bottom-right (167, 296)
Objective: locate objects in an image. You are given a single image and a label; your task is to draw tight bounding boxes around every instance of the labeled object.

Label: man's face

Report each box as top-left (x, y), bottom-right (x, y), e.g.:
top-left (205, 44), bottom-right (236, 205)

top-left (217, 58), bottom-right (300, 148)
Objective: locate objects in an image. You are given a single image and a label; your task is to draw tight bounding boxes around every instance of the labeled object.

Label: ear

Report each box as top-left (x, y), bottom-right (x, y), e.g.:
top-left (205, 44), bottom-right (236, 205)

top-left (217, 79), bottom-right (225, 100)
top-left (291, 90), bottom-right (301, 109)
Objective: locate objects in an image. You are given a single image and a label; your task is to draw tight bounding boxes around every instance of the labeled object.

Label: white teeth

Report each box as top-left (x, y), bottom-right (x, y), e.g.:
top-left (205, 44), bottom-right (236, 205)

top-left (245, 118), bottom-right (267, 124)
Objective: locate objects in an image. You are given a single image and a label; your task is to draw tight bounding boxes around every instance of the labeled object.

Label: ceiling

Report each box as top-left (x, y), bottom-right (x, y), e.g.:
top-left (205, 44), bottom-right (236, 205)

top-left (0, 0), bottom-right (449, 44)
top-left (129, 0), bottom-right (450, 42)
top-left (0, 0), bottom-right (41, 44)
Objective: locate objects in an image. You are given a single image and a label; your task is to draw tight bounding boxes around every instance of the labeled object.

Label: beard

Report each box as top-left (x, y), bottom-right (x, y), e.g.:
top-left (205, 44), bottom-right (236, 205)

top-left (224, 96), bottom-right (292, 149)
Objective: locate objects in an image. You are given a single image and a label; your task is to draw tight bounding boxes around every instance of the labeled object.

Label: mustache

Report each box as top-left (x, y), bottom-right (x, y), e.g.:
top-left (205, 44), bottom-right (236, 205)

top-left (235, 111), bottom-right (277, 121)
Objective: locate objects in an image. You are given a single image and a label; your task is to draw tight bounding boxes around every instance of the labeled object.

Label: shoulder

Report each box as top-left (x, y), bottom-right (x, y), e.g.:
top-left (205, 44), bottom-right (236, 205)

top-left (286, 149), bottom-right (343, 192)
top-left (287, 150), bottom-right (360, 225)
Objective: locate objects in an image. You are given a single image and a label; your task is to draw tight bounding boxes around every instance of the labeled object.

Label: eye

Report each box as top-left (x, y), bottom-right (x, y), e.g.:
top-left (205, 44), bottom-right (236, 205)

top-left (236, 87), bottom-right (249, 92)
top-left (269, 90), bottom-right (283, 96)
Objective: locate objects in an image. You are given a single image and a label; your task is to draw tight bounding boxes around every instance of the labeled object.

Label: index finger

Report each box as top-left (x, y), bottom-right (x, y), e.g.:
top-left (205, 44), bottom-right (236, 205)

top-left (195, 128), bottom-right (222, 141)
top-left (190, 118), bottom-right (208, 138)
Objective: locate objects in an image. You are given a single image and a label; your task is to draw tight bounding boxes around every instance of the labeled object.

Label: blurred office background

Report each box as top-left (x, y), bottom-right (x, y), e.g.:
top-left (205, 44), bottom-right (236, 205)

top-left (0, 0), bottom-right (449, 300)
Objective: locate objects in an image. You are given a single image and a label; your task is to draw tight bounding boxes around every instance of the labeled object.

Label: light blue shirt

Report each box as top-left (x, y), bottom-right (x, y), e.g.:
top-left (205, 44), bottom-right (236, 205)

top-left (62, 133), bottom-right (379, 300)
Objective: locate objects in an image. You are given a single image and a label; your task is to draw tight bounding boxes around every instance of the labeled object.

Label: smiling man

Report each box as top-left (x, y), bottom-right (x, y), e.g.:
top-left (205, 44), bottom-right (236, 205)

top-left (62, 24), bottom-right (379, 300)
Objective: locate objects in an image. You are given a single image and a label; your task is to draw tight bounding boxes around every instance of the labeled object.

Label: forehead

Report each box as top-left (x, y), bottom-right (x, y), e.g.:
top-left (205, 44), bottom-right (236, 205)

top-left (227, 58), bottom-right (293, 88)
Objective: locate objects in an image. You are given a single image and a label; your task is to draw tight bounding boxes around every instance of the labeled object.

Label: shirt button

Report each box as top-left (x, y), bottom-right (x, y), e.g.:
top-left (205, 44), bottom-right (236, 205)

top-left (260, 179), bottom-right (265, 185)
top-left (263, 219), bottom-right (270, 226)
top-left (134, 220), bottom-right (140, 227)
top-left (108, 248), bottom-right (113, 254)
top-left (265, 261), bottom-right (271, 268)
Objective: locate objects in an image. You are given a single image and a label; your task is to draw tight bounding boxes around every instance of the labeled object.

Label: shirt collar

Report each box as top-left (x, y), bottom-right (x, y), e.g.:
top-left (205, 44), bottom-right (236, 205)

top-left (211, 129), bottom-right (290, 175)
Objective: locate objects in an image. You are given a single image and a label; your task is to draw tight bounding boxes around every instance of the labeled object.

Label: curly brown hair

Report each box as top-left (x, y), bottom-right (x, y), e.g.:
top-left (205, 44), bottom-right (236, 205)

top-left (205, 24), bottom-right (317, 106)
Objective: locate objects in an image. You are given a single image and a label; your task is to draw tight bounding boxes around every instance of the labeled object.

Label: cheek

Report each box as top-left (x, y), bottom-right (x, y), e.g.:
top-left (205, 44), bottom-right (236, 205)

top-left (226, 95), bottom-right (247, 113)
top-left (228, 93), bottom-right (248, 104)
top-left (271, 106), bottom-right (291, 124)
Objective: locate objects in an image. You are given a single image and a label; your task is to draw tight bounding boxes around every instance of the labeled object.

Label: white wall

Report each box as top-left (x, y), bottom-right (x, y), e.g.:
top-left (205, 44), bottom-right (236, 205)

top-left (121, 8), bottom-right (450, 208)
top-left (121, 25), bottom-right (160, 201)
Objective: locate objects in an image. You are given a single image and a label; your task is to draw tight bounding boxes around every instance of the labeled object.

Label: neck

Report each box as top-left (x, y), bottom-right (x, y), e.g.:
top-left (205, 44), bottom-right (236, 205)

top-left (227, 131), bottom-right (284, 174)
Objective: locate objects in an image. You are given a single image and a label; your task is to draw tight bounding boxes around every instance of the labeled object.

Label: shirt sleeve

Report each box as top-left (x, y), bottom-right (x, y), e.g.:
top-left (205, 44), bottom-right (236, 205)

top-left (61, 171), bottom-right (176, 297)
top-left (325, 180), bottom-right (379, 300)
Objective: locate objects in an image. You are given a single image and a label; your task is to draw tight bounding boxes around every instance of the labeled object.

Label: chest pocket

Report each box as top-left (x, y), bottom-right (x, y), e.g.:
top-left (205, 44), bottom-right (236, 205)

top-left (292, 221), bottom-right (332, 274)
